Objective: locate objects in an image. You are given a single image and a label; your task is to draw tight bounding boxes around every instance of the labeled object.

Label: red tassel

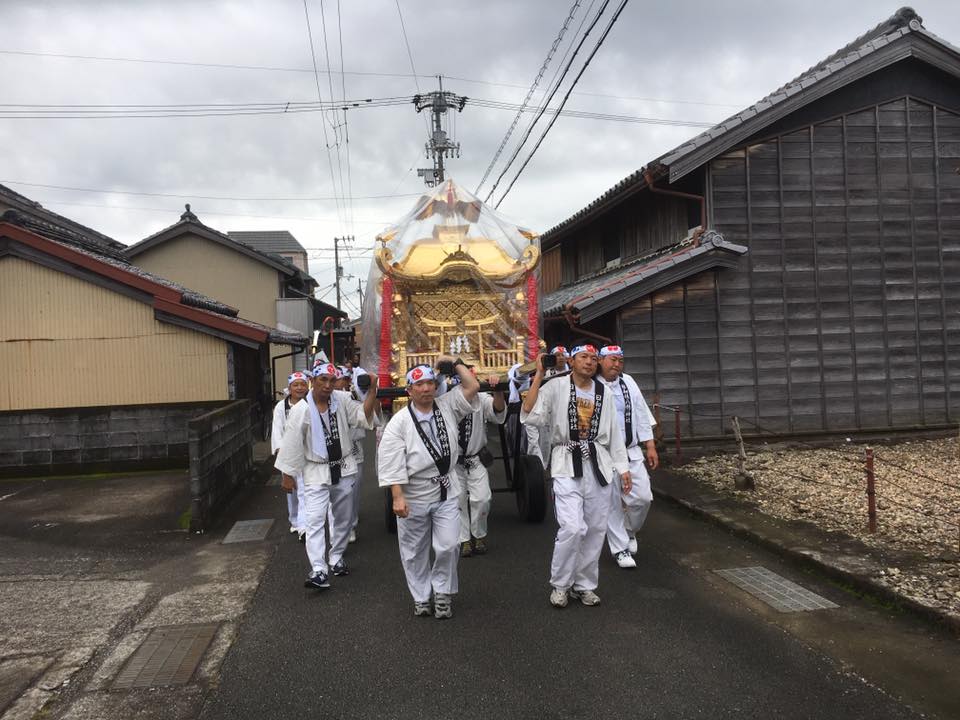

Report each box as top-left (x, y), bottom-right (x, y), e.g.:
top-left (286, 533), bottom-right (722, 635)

top-left (378, 276), bottom-right (394, 388)
top-left (526, 273), bottom-right (539, 361)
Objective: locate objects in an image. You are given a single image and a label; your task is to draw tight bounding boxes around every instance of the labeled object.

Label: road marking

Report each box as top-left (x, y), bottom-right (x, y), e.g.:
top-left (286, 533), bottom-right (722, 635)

top-left (222, 519), bottom-right (274, 544)
top-left (714, 566), bottom-right (839, 612)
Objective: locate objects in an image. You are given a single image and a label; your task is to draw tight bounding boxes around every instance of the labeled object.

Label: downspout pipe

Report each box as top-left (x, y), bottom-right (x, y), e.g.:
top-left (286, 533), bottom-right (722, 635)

top-left (562, 308), bottom-right (612, 345)
top-left (642, 168), bottom-right (707, 244)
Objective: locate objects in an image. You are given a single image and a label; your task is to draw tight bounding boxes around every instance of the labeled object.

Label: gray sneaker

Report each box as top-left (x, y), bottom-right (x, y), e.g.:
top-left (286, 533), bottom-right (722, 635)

top-left (413, 601), bottom-right (432, 617)
top-left (569, 588), bottom-right (601, 606)
top-left (549, 587), bottom-right (569, 608)
top-left (434, 593), bottom-right (453, 619)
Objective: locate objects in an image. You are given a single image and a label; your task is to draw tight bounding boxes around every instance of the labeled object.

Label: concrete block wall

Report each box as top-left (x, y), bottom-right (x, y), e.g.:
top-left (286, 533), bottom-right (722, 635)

top-left (188, 400), bottom-right (254, 532)
top-left (0, 402), bottom-right (224, 478)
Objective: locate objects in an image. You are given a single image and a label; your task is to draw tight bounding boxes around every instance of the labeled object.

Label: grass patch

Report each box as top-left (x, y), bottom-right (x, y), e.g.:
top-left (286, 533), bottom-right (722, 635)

top-left (178, 507), bottom-right (193, 530)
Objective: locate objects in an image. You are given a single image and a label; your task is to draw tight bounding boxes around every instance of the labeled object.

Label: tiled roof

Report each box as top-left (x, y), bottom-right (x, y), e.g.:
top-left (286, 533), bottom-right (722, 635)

top-left (1, 212), bottom-right (306, 347)
top-left (541, 7), bottom-right (945, 244)
top-left (127, 207), bottom-right (318, 289)
top-left (542, 231), bottom-right (747, 322)
top-left (0, 182), bottom-right (126, 256)
top-left (227, 230), bottom-right (306, 255)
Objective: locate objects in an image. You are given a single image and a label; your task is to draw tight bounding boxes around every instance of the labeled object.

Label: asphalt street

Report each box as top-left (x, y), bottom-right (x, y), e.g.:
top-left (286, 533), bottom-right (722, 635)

top-left (198, 462), bottom-right (932, 720)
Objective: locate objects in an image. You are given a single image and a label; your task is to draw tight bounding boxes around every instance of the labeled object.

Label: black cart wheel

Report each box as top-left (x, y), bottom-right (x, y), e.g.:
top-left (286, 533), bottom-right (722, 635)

top-left (515, 455), bottom-right (547, 523)
top-left (383, 488), bottom-right (397, 534)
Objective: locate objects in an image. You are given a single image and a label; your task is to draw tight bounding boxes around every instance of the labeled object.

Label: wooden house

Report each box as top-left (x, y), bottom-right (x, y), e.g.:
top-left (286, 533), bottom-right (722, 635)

top-left (541, 7), bottom-right (960, 439)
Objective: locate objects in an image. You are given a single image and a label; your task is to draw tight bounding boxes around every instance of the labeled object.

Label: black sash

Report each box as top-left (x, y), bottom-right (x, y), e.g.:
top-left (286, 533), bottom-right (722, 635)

top-left (457, 414), bottom-right (473, 468)
top-left (317, 408), bottom-right (342, 485)
top-left (567, 378), bottom-right (607, 486)
top-left (618, 377), bottom-right (633, 448)
top-left (283, 396), bottom-right (291, 419)
top-left (408, 403), bottom-right (452, 501)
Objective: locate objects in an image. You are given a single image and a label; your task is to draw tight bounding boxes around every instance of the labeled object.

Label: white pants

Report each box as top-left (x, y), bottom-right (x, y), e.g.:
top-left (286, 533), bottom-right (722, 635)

top-left (350, 461), bottom-right (363, 531)
top-left (606, 455), bottom-right (652, 555)
top-left (328, 473), bottom-right (356, 567)
top-left (550, 465), bottom-right (613, 592)
top-left (456, 460), bottom-right (492, 542)
top-left (303, 473), bottom-right (356, 573)
top-left (396, 496), bottom-right (460, 603)
top-left (303, 481), bottom-right (331, 573)
top-left (285, 473), bottom-right (306, 531)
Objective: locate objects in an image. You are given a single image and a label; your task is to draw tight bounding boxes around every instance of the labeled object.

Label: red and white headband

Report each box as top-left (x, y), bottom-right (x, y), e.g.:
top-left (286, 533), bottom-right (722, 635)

top-left (406, 365), bottom-right (437, 385)
top-left (599, 345), bottom-right (623, 358)
top-left (570, 344), bottom-right (598, 358)
top-left (287, 371), bottom-right (311, 385)
top-left (313, 363), bottom-right (341, 379)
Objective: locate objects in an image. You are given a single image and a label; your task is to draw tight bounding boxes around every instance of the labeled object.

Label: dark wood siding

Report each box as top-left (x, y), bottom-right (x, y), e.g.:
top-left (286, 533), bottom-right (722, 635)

top-left (618, 95), bottom-right (960, 439)
top-left (559, 194), bottom-right (691, 285)
top-left (541, 246), bottom-right (561, 295)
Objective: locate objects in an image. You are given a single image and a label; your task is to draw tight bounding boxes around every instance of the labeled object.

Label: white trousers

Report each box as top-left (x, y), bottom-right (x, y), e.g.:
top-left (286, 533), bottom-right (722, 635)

top-left (606, 455), bottom-right (652, 555)
top-left (328, 473), bottom-right (356, 567)
top-left (350, 461), bottom-right (363, 531)
top-left (396, 496), bottom-right (460, 602)
top-left (302, 481), bottom-right (331, 573)
top-left (550, 465), bottom-right (613, 592)
top-left (285, 473), bottom-right (306, 530)
top-left (303, 473), bottom-right (356, 573)
top-left (456, 460), bottom-right (492, 542)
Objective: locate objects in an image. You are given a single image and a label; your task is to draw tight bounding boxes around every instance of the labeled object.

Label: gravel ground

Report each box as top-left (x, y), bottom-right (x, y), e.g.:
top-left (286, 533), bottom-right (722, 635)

top-left (683, 437), bottom-right (960, 617)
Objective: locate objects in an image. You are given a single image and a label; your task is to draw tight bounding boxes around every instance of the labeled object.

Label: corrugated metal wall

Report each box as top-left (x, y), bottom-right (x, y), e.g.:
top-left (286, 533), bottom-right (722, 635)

top-left (621, 96), bottom-right (960, 437)
top-left (0, 257), bottom-right (229, 410)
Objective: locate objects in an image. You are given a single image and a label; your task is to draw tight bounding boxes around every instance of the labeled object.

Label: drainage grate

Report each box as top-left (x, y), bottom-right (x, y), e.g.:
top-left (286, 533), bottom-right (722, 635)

top-left (222, 519), bottom-right (274, 544)
top-left (714, 566), bottom-right (839, 612)
top-left (112, 624), bottom-right (218, 689)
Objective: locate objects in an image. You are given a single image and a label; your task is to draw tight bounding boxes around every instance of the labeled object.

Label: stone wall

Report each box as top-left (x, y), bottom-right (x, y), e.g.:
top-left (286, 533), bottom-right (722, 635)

top-left (187, 400), bottom-right (254, 532)
top-left (0, 402), bottom-right (224, 478)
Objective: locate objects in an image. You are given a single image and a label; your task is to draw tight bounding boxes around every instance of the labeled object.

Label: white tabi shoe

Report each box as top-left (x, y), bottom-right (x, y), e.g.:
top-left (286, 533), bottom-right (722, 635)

top-left (615, 550), bottom-right (637, 569)
top-left (628, 536), bottom-right (638, 554)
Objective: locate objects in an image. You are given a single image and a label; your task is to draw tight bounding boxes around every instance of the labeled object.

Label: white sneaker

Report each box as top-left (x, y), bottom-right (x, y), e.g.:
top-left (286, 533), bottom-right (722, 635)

top-left (569, 588), bottom-right (601, 606)
top-left (628, 536), bottom-right (638, 554)
top-left (289, 525), bottom-right (298, 534)
top-left (348, 529), bottom-right (357, 544)
top-left (615, 550), bottom-right (637, 569)
top-left (549, 587), bottom-right (569, 608)
top-left (434, 593), bottom-right (453, 619)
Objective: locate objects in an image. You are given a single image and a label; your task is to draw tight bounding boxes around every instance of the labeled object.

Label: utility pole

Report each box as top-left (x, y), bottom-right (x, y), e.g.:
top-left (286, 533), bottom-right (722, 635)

top-left (333, 235), bottom-right (354, 311)
top-left (357, 277), bottom-right (363, 308)
top-left (414, 76), bottom-right (467, 187)
top-left (333, 237), bottom-right (342, 310)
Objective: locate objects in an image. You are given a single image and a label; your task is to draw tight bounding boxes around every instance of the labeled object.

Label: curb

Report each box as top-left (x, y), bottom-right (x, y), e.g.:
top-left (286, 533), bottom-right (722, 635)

top-left (651, 476), bottom-right (960, 636)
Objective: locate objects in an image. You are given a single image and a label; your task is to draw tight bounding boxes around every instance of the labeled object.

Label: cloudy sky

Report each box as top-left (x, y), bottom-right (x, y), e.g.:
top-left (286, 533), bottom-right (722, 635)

top-left (3, 1), bottom-right (959, 316)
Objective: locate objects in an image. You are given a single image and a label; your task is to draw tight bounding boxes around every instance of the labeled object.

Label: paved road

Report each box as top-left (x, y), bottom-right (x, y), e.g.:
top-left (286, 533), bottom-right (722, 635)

top-left (198, 461), bottom-right (932, 720)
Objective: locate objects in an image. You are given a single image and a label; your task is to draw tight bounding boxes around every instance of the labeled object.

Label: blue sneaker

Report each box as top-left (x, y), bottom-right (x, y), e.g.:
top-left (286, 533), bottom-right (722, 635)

top-left (304, 570), bottom-right (330, 589)
top-left (332, 559), bottom-right (349, 576)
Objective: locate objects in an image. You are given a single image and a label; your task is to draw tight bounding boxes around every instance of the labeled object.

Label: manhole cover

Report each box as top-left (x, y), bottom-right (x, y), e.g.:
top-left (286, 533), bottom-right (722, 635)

top-left (714, 566), bottom-right (838, 612)
top-left (222, 519), bottom-right (274, 544)
top-left (112, 624), bottom-right (218, 689)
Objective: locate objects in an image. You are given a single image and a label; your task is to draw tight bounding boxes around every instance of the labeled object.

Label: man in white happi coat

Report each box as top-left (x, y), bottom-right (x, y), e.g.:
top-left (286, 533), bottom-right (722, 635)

top-left (596, 345), bottom-right (659, 569)
top-left (377, 357), bottom-right (479, 619)
top-left (521, 344), bottom-right (631, 608)
top-left (275, 363), bottom-right (379, 589)
top-left (454, 371), bottom-right (507, 558)
top-left (272, 371), bottom-right (311, 540)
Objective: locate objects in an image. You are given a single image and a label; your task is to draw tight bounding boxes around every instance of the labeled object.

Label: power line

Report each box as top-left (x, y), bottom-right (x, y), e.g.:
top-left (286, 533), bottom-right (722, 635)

top-left (337, 0), bottom-right (355, 238)
top-left (495, 0), bottom-right (632, 208)
top-left (0, 48), bottom-right (745, 109)
top-left (484, 0), bottom-right (611, 203)
top-left (475, 0), bottom-right (582, 195)
top-left (0, 180), bottom-right (422, 202)
top-left (395, 0), bottom-right (431, 140)
top-left (33, 197), bottom-right (392, 223)
top-left (469, 98), bottom-right (714, 128)
top-left (302, 0), bottom-right (345, 231)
